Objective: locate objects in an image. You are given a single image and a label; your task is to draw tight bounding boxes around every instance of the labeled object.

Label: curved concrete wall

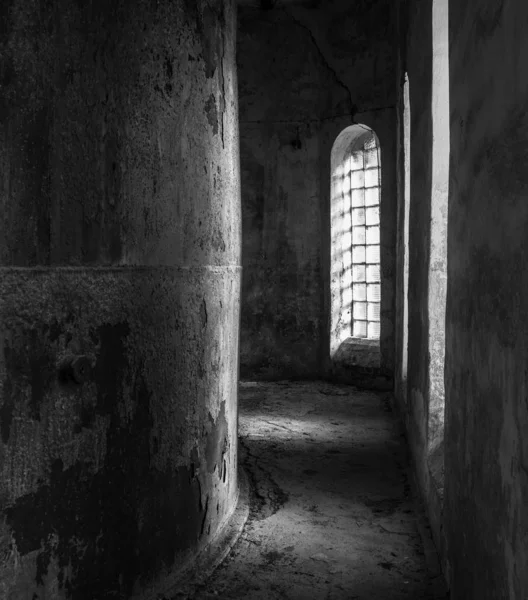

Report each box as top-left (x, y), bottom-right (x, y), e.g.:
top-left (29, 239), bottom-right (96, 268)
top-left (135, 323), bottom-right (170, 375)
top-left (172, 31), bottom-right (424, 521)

top-left (0, 0), bottom-right (241, 597)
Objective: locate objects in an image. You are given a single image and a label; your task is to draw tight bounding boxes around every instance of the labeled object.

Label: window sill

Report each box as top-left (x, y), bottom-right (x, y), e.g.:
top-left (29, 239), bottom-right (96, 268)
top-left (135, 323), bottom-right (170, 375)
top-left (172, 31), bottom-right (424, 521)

top-left (345, 337), bottom-right (380, 348)
top-left (333, 337), bottom-right (380, 369)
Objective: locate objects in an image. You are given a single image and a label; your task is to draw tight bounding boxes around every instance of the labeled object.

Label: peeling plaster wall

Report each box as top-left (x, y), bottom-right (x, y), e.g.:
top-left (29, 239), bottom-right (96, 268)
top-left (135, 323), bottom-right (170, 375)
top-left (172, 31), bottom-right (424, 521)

top-left (0, 1), bottom-right (241, 598)
top-left (237, 1), bottom-right (398, 381)
top-left (445, 1), bottom-right (528, 597)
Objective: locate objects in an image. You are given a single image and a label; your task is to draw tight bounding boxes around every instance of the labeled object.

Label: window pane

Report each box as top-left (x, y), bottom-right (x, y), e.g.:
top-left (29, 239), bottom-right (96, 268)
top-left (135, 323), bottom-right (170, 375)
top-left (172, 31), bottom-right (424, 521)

top-left (366, 245), bottom-right (380, 264)
top-left (367, 321), bottom-right (380, 339)
top-left (368, 302), bottom-right (380, 322)
top-left (352, 265), bottom-right (365, 282)
top-left (336, 175), bottom-right (343, 196)
top-left (339, 136), bottom-right (382, 345)
top-left (352, 226), bottom-right (365, 245)
top-left (353, 302), bottom-right (367, 320)
top-left (342, 191), bottom-right (351, 210)
top-left (342, 250), bottom-right (352, 268)
top-left (365, 187), bottom-right (379, 207)
top-left (352, 189), bottom-right (365, 207)
top-left (366, 264), bottom-right (380, 283)
top-left (334, 176), bottom-right (342, 196)
top-left (365, 168), bottom-right (379, 188)
top-left (353, 246), bottom-right (365, 264)
top-left (351, 170), bottom-right (365, 189)
top-left (342, 210), bottom-right (352, 232)
top-left (367, 283), bottom-right (381, 301)
top-left (341, 231), bottom-right (352, 249)
top-left (352, 208), bottom-right (365, 226)
top-left (342, 174), bottom-right (351, 194)
top-left (342, 267), bottom-right (352, 289)
top-left (353, 283), bottom-right (366, 301)
top-left (365, 206), bottom-right (379, 226)
top-left (366, 225), bottom-right (379, 245)
top-left (350, 151), bottom-right (363, 171)
top-left (353, 321), bottom-right (367, 338)
top-left (364, 134), bottom-right (377, 152)
top-left (342, 287), bottom-right (352, 306)
top-left (364, 147), bottom-right (379, 168)
top-left (341, 286), bottom-right (352, 306)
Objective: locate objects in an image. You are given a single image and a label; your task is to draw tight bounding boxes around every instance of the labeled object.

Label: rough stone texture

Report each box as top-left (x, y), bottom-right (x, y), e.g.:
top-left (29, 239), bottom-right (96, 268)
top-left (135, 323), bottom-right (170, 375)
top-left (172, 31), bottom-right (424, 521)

top-left (0, 0), bottom-right (240, 269)
top-left (237, 1), bottom-right (398, 381)
top-left (0, 268), bottom-right (240, 599)
top-left (445, 0), bottom-right (528, 597)
top-left (0, 1), bottom-right (241, 598)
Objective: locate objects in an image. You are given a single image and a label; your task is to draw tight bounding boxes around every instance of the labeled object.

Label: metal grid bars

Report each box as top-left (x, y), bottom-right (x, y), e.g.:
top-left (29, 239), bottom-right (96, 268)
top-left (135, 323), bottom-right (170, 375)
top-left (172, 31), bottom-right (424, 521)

top-left (343, 133), bottom-right (381, 340)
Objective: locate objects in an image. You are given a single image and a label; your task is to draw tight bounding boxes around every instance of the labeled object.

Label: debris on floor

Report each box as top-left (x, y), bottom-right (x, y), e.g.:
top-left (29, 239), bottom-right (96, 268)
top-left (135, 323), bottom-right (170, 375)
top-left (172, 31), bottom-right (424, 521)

top-left (179, 381), bottom-right (448, 600)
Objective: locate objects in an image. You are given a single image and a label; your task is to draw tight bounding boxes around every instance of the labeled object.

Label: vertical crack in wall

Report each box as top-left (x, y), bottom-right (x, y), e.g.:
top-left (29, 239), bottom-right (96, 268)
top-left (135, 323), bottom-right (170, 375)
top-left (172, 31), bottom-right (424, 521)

top-left (282, 8), bottom-right (355, 116)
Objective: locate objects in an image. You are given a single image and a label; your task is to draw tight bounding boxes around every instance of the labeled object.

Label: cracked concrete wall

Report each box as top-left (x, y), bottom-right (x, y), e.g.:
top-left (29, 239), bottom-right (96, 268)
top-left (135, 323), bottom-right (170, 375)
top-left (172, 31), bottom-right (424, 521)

top-left (445, 0), bottom-right (528, 597)
top-left (238, 0), bottom-right (398, 381)
top-left (0, 0), bottom-right (241, 598)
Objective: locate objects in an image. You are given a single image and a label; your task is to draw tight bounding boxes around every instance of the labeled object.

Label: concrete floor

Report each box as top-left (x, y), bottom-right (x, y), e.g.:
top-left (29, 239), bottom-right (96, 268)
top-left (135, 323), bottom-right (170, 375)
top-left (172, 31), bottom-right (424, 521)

top-left (174, 381), bottom-right (448, 600)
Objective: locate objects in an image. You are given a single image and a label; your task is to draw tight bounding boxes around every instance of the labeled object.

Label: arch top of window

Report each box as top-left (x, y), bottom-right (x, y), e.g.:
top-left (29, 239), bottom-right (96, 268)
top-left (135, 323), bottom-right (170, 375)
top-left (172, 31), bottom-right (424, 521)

top-left (331, 124), bottom-right (380, 177)
top-left (330, 123), bottom-right (382, 356)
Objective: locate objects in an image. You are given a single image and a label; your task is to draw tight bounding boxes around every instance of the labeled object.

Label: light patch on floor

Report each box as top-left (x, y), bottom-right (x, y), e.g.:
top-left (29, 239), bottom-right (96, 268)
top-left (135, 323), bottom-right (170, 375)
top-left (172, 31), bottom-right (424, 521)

top-left (173, 381), bottom-right (447, 600)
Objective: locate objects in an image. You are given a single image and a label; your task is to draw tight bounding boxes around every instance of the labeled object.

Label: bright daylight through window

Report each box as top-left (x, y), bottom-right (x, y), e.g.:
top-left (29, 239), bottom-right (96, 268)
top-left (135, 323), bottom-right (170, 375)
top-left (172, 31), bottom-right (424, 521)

top-left (342, 131), bottom-right (381, 340)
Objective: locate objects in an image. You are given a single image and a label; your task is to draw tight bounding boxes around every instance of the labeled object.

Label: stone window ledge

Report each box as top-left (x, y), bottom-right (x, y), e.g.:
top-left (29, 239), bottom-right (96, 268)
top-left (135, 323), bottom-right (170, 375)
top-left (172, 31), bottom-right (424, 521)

top-left (333, 337), bottom-right (380, 369)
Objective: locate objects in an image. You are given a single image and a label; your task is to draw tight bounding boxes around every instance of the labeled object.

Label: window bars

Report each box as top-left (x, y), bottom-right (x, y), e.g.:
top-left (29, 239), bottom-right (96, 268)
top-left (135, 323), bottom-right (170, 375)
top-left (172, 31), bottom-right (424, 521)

top-left (343, 133), bottom-right (381, 340)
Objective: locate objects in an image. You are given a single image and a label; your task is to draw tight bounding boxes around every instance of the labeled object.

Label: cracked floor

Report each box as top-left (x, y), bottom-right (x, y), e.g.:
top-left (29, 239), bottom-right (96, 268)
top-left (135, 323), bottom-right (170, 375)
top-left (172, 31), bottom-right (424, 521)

top-left (178, 381), bottom-right (447, 600)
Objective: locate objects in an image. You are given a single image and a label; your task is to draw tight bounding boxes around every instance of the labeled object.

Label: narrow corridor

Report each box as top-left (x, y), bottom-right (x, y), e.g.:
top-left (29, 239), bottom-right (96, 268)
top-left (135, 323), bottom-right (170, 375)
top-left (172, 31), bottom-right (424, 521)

top-left (178, 382), bottom-right (447, 600)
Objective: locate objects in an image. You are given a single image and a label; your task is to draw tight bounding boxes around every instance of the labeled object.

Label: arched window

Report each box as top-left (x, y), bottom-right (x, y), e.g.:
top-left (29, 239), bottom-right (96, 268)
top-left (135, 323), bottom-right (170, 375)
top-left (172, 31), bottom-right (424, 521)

top-left (330, 125), bottom-right (381, 356)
